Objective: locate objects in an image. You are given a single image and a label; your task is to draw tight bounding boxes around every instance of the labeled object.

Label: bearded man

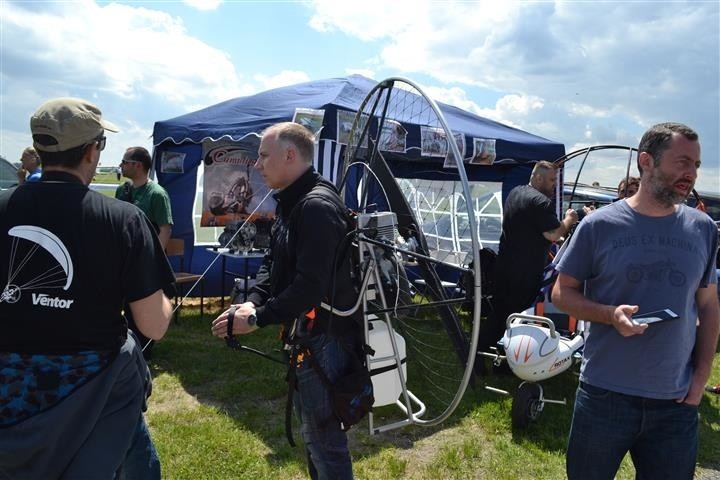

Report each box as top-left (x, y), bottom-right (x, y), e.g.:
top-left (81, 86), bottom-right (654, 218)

top-left (553, 123), bottom-right (719, 479)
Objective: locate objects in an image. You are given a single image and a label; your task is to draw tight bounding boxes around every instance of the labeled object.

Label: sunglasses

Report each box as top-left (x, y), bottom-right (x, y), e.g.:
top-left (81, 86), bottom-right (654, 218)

top-left (85, 135), bottom-right (106, 152)
top-left (120, 159), bottom-right (140, 165)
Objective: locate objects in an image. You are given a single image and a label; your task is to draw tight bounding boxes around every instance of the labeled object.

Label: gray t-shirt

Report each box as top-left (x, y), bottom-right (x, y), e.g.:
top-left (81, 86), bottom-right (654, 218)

top-left (556, 200), bottom-right (718, 399)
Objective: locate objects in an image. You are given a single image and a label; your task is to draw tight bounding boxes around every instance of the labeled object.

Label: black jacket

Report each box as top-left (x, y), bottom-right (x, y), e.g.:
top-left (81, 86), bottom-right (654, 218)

top-left (247, 168), bottom-right (360, 334)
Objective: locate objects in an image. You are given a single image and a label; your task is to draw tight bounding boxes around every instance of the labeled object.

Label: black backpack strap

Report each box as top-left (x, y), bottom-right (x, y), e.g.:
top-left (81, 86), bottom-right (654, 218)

top-left (118, 181), bottom-right (133, 202)
top-left (289, 186), bottom-right (360, 336)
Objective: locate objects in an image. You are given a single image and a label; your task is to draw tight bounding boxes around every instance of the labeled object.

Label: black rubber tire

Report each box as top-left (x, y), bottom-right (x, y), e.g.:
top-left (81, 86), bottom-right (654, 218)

top-left (511, 382), bottom-right (542, 428)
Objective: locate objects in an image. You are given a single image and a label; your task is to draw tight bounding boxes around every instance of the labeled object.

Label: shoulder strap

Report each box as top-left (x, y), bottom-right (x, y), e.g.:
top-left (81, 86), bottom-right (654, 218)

top-left (118, 181), bottom-right (133, 202)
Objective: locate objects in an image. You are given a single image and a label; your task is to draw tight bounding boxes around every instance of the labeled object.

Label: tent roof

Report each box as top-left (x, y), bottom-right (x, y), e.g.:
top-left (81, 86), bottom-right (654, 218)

top-left (152, 74), bottom-right (564, 163)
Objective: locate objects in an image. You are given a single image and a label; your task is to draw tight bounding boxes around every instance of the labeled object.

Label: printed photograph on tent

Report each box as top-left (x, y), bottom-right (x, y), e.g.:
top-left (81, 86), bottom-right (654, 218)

top-left (200, 139), bottom-right (274, 227)
top-left (293, 107), bottom-right (325, 137)
top-left (337, 110), bottom-right (369, 148)
top-left (421, 126), bottom-right (448, 157)
top-left (160, 151), bottom-right (185, 173)
top-left (443, 132), bottom-right (466, 169)
top-left (471, 138), bottom-right (496, 165)
top-left (378, 119), bottom-right (407, 153)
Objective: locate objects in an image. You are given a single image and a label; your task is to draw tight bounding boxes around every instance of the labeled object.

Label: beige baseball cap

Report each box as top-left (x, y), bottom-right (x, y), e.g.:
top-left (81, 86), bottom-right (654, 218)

top-left (30, 97), bottom-right (119, 152)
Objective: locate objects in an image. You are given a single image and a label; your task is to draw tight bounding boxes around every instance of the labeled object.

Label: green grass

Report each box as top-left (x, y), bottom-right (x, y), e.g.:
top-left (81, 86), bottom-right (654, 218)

top-left (147, 301), bottom-right (720, 479)
top-left (93, 171), bottom-right (123, 184)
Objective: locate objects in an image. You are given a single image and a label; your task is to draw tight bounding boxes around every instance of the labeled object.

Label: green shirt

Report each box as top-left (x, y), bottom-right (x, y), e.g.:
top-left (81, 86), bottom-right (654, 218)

top-left (115, 181), bottom-right (173, 231)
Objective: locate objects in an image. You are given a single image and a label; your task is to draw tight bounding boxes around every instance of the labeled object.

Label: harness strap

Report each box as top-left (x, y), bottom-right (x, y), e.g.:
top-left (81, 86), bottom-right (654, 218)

top-left (369, 358), bottom-right (406, 377)
top-left (225, 306), bottom-right (238, 349)
top-left (284, 345), bottom-right (301, 447)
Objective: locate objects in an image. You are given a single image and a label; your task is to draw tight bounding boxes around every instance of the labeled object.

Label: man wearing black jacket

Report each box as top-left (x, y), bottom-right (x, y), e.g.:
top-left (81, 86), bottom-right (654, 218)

top-left (211, 122), bottom-right (360, 479)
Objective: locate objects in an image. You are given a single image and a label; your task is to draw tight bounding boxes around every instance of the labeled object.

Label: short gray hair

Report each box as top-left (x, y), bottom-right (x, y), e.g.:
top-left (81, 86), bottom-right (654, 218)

top-left (264, 122), bottom-right (315, 164)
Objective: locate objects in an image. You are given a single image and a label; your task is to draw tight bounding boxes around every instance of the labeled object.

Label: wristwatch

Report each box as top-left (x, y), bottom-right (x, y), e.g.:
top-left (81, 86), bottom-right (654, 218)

top-left (247, 312), bottom-right (257, 327)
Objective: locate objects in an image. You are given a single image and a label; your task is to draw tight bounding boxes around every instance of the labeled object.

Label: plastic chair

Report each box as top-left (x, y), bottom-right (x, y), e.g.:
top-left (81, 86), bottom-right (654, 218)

top-left (166, 238), bottom-right (204, 321)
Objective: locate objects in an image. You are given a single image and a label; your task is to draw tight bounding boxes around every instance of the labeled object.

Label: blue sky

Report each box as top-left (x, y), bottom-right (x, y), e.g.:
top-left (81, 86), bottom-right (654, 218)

top-left (1, 0), bottom-right (718, 192)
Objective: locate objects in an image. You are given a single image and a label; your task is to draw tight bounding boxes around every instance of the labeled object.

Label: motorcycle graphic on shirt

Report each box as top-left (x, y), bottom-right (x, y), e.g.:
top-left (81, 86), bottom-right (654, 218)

top-left (1, 225), bottom-right (74, 304)
top-left (625, 259), bottom-right (686, 287)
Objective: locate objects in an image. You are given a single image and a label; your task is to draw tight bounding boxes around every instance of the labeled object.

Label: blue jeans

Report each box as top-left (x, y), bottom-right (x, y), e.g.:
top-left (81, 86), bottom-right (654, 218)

top-left (294, 333), bottom-right (355, 480)
top-left (115, 415), bottom-right (161, 480)
top-left (567, 382), bottom-right (698, 480)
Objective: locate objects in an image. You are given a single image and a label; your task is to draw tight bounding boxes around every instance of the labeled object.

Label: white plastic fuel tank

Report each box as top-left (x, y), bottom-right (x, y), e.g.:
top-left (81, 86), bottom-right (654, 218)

top-left (367, 320), bottom-right (407, 407)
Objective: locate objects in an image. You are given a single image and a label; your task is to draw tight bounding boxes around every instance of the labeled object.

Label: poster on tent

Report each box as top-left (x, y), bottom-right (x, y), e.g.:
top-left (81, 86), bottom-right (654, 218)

top-left (160, 151), bottom-right (185, 173)
top-left (200, 138), bottom-right (275, 228)
top-left (336, 110), bottom-right (369, 149)
top-left (442, 132), bottom-right (466, 169)
top-left (421, 126), bottom-right (448, 158)
top-left (378, 119), bottom-right (407, 153)
top-left (470, 138), bottom-right (497, 165)
top-left (292, 108), bottom-right (325, 138)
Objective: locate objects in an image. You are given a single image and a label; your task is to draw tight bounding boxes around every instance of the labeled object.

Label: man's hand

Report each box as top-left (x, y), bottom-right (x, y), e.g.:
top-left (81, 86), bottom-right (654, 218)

top-left (564, 208), bottom-right (579, 225)
top-left (545, 209), bottom-right (580, 242)
top-left (16, 167), bottom-right (27, 184)
top-left (211, 302), bottom-right (257, 338)
top-left (611, 304), bottom-right (648, 336)
top-left (678, 381), bottom-right (704, 406)
top-left (582, 205), bottom-right (596, 216)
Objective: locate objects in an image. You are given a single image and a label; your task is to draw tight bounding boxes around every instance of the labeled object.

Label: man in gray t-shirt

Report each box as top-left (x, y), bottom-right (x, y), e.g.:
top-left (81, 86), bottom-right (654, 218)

top-left (553, 123), bottom-right (719, 480)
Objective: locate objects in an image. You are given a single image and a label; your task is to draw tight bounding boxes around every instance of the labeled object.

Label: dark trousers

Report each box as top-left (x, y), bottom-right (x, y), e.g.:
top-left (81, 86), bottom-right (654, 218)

top-left (477, 272), bottom-right (538, 353)
top-left (567, 382), bottom-right (698, 480)
top-left (294, 332), bottom-right (355, 480)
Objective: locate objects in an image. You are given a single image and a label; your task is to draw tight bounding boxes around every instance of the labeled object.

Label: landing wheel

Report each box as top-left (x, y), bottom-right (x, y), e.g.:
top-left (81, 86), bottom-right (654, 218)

top-left (511, 382), bottom-right (543, 428)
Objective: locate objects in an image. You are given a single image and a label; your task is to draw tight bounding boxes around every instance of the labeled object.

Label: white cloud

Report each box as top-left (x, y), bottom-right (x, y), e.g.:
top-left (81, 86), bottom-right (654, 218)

top-left (183, 0), bottom-right (223, 11)
top-left (0, 1), bottom-right (300, 167)
top-left (1, 1), bottom-right (243, 107)
top-left (253, 71), bottom-right (312, 91)
top-left (305, 0), bottom-right (720, 192)
top-left (308, 0), bottom-right (423, 41)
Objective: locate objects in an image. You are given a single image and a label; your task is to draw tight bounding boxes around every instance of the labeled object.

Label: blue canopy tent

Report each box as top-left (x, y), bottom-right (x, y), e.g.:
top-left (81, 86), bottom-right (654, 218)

top-left (151, 74), bottom-right (565, 296)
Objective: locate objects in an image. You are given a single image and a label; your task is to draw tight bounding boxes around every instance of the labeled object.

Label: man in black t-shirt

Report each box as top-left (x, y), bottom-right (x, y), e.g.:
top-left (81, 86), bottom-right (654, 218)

top-left (478, 161), bottom-right (578, 354)
top-left (0, 97), bottom-right (174, 478)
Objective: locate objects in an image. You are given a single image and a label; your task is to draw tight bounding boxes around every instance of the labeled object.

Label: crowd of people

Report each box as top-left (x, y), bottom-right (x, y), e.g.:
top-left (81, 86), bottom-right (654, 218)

top-left (1, 94), bottom-right (717, 480)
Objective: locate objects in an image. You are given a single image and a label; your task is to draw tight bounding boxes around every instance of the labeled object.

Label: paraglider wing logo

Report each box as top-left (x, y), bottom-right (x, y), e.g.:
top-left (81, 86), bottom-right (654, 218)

top-left (1, 225), bottom-right (74, 305)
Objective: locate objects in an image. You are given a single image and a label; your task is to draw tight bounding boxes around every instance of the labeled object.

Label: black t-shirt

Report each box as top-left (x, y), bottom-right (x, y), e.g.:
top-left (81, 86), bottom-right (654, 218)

top-left (0, 171), bottom-right (175, 354)
top-left (495, 184), bottom-right (560, 289)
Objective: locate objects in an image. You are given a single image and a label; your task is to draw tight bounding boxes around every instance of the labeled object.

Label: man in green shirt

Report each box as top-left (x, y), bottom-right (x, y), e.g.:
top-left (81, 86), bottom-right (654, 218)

top-left (115, 147), bottom-right (173, 249)
top-left (114, 146), bottom-right (175, 478)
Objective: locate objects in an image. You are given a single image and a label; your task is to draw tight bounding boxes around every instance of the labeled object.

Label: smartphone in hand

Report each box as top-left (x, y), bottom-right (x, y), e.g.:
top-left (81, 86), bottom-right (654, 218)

top-left (633, 309), bottom-right (679, 325)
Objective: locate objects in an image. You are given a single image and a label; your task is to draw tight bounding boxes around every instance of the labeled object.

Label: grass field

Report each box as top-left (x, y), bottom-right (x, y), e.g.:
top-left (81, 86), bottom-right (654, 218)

top-left (93, 171), bottom-right (123, 184)
top-left (146, 299), bottom-right (720, 479)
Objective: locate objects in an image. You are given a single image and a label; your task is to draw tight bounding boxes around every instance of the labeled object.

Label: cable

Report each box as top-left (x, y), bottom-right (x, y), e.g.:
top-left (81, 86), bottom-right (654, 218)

top-left (141, 189), bottom-right (275, 353)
